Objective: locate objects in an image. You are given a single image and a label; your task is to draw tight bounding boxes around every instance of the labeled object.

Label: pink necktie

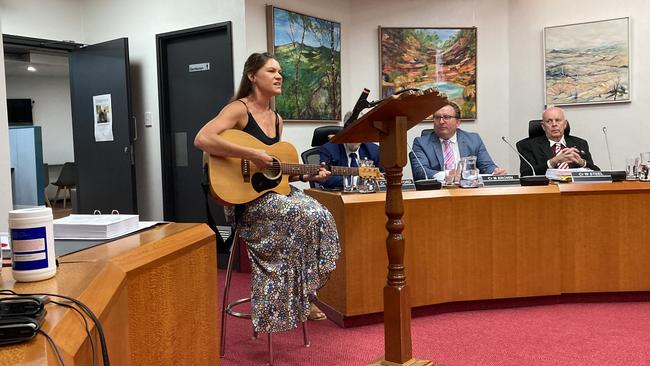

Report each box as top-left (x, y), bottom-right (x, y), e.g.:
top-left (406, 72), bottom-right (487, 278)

top-left (443, 140), bottom-right (454, 170)
top-left (554, 143), bottom-right (569, 169)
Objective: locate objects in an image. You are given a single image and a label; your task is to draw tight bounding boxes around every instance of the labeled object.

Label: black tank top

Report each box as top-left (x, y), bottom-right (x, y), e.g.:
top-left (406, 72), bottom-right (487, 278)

top-left (237, 100), bottom-right (279, 146)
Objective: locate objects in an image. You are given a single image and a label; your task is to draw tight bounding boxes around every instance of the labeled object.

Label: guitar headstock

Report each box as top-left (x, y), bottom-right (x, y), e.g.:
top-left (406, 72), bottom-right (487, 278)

top-left (358, 167), bottom-right (383, 179)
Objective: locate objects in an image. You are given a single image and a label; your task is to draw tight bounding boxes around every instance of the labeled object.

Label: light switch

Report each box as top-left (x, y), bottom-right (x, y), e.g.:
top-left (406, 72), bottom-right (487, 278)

top-left (144, 112), bottom-right (153, 127)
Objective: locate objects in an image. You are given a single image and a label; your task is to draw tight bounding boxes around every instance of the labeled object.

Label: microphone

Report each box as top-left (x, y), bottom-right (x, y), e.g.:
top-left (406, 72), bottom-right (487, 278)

top-left (602, 126), bottom-right (613, 170)
top-left (407, 141), bottom-right (441, 190)
top-left (600, 126), bottom-right (626, 181)
top-left (501, 136), bottom-right (549, 186)
top-left (344, 88), bottom-right (370, 126)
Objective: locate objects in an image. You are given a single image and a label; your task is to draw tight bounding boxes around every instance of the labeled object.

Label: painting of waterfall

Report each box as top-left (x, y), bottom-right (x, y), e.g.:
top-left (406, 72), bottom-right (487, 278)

top-left (267, 6), bottom-right (341, 121)
top-left (380, 27), bottom-right (477, 119)
top-left (544, 17), bottom-right (630, 106)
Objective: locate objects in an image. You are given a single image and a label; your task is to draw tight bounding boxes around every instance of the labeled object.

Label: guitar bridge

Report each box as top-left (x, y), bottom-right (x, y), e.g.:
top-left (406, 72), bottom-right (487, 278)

top-left (241, 159), bottom-right (251, 183)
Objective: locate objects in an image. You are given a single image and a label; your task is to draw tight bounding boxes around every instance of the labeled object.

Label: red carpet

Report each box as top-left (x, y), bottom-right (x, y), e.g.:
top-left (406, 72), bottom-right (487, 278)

top-left (219, 271), bottom-right (650, 365)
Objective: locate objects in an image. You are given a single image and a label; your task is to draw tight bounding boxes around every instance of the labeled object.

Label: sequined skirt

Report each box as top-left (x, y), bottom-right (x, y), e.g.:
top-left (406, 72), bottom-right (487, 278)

top-left (225, 186), bottom-right (340, 333)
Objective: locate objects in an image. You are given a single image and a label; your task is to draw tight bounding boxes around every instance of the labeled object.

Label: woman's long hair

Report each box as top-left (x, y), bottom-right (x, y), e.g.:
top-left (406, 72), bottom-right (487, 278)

top-left (233, 52), bottom-right (277, 101)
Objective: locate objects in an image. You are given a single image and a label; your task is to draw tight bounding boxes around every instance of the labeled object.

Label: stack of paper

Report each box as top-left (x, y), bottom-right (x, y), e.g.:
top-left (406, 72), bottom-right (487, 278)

top-left (545, 168), bottom-right (591, 182)
top-left (54, 214), bottom-right (139, 239)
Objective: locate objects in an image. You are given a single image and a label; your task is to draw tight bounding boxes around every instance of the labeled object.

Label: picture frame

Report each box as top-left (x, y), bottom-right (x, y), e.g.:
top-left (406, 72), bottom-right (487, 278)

top-left (266, 5), bottom-right (341, 122)
top-left (543, 17), bottom-right (631, 106)
top-left (379, 26), bottom-right (477, 120)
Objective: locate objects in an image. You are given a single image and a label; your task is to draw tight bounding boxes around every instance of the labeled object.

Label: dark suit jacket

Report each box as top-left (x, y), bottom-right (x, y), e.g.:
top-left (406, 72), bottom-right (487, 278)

top-left (409, 129), bottom-right (498, 181)
top-left (516, 135), bottom-right (599, 176)
top-left (319, 142), bottom-right (380, 189)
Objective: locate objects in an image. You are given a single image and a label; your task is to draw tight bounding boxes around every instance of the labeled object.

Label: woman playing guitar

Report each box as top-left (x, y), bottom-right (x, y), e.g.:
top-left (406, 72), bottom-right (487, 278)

top-left (194, 52), bottom-right (339, 330)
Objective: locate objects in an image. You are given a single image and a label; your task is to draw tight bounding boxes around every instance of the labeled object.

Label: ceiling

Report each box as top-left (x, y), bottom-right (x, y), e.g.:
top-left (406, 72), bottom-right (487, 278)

top-left (4, 52), bottom-right (70, 77)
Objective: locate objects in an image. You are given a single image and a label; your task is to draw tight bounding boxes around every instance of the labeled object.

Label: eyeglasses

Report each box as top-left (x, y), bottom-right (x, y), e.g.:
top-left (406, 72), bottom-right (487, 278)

top-left (433, 115), bottom-right (456, 122)
top-left (542, 118), bottom-right (564, 125)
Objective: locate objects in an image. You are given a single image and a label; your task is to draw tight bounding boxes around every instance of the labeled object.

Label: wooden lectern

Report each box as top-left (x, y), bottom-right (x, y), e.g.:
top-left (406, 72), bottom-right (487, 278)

top-left (332, 89), bottom-right (447, 365)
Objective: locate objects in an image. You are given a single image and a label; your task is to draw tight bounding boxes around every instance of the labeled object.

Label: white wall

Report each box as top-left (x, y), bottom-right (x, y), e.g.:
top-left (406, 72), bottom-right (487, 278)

top-left (508, 0), bottom-right (650, 171)
top-left (6, 75), bottom-right (74, 164)
top-left (0, 17), bottom-right (12, 231)
top-left (0, 0), bottom-right (85, 42)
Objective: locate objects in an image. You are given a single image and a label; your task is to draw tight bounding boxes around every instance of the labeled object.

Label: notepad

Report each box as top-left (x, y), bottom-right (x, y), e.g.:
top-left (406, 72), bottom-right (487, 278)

top-left (53, 214), bottom-right (139, 239)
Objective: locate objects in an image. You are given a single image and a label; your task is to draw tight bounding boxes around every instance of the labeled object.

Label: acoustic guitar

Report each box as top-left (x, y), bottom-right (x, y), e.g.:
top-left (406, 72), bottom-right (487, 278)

top-left (206, 129), bottom-right (382, 205)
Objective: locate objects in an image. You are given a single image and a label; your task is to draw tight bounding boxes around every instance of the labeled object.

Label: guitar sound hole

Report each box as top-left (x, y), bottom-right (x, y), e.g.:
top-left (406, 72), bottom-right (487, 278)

top-left (263, 158), bottom-right (282, 180)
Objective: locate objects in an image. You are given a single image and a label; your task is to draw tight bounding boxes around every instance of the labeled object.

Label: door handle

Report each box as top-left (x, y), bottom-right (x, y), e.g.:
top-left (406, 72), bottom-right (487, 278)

top-left (132, 116), bottom-right (138, 141)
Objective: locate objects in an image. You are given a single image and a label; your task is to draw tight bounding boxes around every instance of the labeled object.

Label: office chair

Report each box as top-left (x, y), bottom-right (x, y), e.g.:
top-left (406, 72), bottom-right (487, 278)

top-left (310, 125), bottom-right (342, 147)
top-left (527, 119), bottom-right (570, 138)
top-left (51, 162), bottom-right (76, 209)
top-left (421, 128), bottom-right (434, 137)
top-left (300, 147), bottom-right (322, 188)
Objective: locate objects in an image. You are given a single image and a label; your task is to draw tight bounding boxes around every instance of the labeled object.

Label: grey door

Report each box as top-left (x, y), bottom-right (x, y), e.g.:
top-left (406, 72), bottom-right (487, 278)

top-left (69, 38), bottom-right (137, 214)
top-left (157, 22), bottom-right (234, 222)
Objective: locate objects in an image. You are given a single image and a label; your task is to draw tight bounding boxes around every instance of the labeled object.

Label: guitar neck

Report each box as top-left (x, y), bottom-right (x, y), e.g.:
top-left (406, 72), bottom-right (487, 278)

top-left (278, 163), bottom-right (359, 176)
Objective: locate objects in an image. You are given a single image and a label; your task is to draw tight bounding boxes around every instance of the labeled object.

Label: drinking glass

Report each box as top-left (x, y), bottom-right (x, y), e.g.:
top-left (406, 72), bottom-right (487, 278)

top-left (343, 175), bottom-right (356, 192)
top-left (357, 158), bottom-right (376, 193)
top-left (459, 156), bottom-right (480, 188)
top-left (625, 157), bottom-right (639, 180)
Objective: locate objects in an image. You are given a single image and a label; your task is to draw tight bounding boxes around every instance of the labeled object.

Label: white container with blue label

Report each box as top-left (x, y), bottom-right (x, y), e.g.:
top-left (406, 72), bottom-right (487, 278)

top-left (8, 207), bottom-right (56, 282)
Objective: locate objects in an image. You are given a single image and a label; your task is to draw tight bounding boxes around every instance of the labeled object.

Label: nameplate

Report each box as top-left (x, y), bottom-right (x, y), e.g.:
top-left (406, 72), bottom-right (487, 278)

top-left (570, 171), bottom-right (612, 183)
top-left (482, 174), bottom-right (520, 187)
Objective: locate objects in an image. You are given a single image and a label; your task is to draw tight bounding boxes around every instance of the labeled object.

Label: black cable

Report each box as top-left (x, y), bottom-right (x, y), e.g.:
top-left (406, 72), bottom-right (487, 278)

top-left (51, 300), bottom-right (96, 366)
top-left (39, 329), bottom-right (67, 366)
top-left (0, 290), bottom-right (109, 366)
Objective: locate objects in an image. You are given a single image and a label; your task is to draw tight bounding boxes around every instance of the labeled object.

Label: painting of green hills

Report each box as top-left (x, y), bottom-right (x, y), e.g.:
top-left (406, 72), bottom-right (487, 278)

top-left (544, 17), bottom-right (630, 105)
top-left (380, 27), bottom-right (477, 119)
top-left (269, 6), bottom-right (341, 121)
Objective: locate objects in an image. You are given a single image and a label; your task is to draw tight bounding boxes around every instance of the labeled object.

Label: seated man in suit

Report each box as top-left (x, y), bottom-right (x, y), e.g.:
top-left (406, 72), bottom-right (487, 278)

top-left (517, 106), bottom-right (599, 176)
top-left (410, 102), bottom-right (506, 181)
top-left (319, 140), bottom-right (380, 189)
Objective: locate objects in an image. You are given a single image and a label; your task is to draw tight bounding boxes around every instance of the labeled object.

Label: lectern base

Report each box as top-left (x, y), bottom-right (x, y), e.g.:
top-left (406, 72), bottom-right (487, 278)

top-left (368, 357), bottom-right (442, 366)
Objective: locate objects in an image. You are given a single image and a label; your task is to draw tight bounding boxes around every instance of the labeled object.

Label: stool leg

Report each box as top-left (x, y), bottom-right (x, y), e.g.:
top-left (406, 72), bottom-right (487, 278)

top-left (302, 321), bottom-right (310, 347)
top-left (220, 230), bottom-right (239, 357)
top-left (268, 332), bottom-right (273, 366)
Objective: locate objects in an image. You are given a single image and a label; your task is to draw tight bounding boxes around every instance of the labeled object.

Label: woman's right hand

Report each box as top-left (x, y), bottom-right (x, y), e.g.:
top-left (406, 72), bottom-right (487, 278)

top-left (249, 149), bottom-right (274, 169)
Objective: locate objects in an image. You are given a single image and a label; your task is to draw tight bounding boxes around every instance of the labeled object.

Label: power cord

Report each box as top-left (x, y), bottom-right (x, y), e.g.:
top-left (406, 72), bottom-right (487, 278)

top-left (0, 290), bottom-right (109, 366)
top-left (39, 329), bottom-right (67, 366)
top-left (50, 299), bottom-right (96, 366)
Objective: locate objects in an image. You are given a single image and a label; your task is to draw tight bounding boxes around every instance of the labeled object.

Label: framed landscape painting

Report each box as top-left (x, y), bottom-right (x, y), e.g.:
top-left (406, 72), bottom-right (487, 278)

top-left (266, 6), bottom-right (341, 122)
top-left (544, 17), bottom-right (630, 106)
top-left (379, 27), bottom-right (477, 119)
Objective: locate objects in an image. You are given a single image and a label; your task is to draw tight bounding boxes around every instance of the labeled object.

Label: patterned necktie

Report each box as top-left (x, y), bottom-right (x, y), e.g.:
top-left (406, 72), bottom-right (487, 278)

top-left (349, 152), bottom-right (358, 168)
top-left (554, 143), bottom-right (569, 169)
top-left (442, 140), bottom-right (455, 170)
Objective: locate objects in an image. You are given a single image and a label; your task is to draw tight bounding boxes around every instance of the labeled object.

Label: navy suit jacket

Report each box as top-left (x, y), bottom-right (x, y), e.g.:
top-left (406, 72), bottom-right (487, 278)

top-left (516, 135), bottom-right (599, 176)
top-left (319, 142), bottom-right (380, 189)
top-left (410, 129), bottom-right (498, 181)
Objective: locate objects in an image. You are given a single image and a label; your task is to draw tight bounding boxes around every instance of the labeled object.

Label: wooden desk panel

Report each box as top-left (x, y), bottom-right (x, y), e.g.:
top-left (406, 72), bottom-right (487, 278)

top-left (308, 186), bottom-right (561, 316)
top-left (559, 182), bottom-right (650, 293)
top-left (308, 183), bottom-right (650, 319)
top-left (1, 223), bottom-right (218, 366)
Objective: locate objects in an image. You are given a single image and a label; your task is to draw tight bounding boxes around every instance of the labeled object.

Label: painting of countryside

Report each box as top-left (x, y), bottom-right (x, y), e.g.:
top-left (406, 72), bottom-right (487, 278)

top-left (270, 7), bottom-right (341, 121)
top-left (544, 17), bottom-right (630, 105)
top-left (381, 27), bottom-right (477, 119)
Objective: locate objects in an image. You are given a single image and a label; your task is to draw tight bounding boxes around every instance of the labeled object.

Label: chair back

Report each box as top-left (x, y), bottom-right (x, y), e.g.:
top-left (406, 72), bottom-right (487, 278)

top-left (528, 119), bottom-right (570, 138)
top-left (54, 162), bottom-right (76, 187)
top-left (421, 128), bottom-right (434, 137)
top-left (311, 126), bottom-right (343, 147)
top-left (301, 147), bottom-right (321, 188)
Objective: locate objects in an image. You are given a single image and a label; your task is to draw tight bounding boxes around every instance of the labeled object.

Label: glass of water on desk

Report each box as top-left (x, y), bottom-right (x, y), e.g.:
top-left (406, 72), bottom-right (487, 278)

top-left (343, 175), bottom-right (356, 192)
top-left (626, 157), bottom-right (639, 180)
top-left (459, 156), bottom-right (480, 188)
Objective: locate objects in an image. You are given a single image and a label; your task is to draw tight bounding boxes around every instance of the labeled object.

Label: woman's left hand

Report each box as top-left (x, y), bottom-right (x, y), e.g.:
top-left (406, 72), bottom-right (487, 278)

top-left (307, 163), bottom-right (331, 182)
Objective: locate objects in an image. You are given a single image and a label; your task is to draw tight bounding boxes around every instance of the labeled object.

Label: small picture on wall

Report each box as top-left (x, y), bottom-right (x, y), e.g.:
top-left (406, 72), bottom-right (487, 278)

top-left (544, 17), bottom-right (630, 106)
top-left (379, 27), bottom-right (477, 119)
top-left (266, 5), bottom-right (341, 122)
